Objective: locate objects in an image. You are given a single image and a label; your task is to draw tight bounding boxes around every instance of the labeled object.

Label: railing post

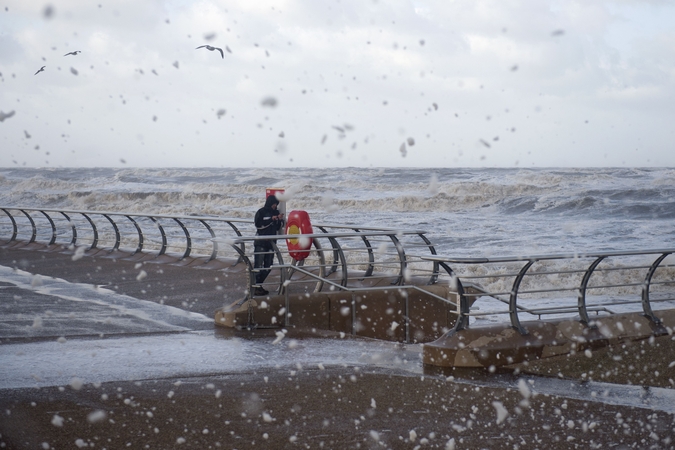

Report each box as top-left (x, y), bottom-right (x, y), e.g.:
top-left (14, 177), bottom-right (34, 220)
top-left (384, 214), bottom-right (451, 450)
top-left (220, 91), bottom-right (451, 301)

top-left (351, 292), bottom-right (357, 337)
top-left (315, 230), bottom-right (348, 287)
top-left (103, 214), bottom-right (121, 251)
top-left (125, 215), bottom-right (143, 254)
top-left (20, 210), bottom-right (37, 243)
top-left (404, 289), bottom-right (410, 343)
top-left (224, 221), bottom-right (244, 264)
top-left (168, 218), bottom-right (191, 259)
top-left (1, 208), bottom-right (18, 243)
top-left (510, 260), bottom-right (534, 335)
top-left (578, 256), bottom-right (605, 326)
top-left (642, 252), bottom-right (670, 325)
top-left (388, 233), bottom-right (407, 286)
top-left (311, 238), bottom-right (326, 293)
top-left (353, 229), bottom-right (375, 277)
top-left (230, 243), bottom-right (254, 301)
top-left (437, 262), bottom-right (471, 332)
top-left (317, 226), bottom-right (342, 278)
top-left (417, 233), bottom-right (440, 285)
top-left (284, 280), bottom-right (290, 328)
top-left (60, 212), bottom-right (76, 247)
top-left (271, 240), bottom-right (285, 295)
top-left (80, 213), bottom-right (98, 250)
top-left (200, 220), bottom-right (218, 262)
top-left (39, 211), bottom-right (57, 245)
top-left (149, 217), bottom-right (167, 256)
top-left (334, 240), bottom-right (348, 287)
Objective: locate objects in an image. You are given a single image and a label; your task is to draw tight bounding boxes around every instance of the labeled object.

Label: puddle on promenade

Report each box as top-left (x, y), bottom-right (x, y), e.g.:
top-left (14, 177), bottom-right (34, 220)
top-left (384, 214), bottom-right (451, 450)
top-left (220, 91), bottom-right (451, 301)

top-left (2, 327), bottom-right (674, 415)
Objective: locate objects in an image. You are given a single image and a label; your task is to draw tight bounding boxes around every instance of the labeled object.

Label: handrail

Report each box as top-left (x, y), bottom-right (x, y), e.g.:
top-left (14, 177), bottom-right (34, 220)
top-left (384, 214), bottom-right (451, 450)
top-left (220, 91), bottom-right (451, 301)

top-left (0, 206), bottom-right (442, 299)
top-left (424, 249), bottom-right (675, 263)
top-left (4, 207), bottom-right (672, 340)
top-left (0, 207), bottom-right (449, 343)
top-left (423, 249), bottom-right (675, 335)
top-left (216, 230), bottom-right (439, 296)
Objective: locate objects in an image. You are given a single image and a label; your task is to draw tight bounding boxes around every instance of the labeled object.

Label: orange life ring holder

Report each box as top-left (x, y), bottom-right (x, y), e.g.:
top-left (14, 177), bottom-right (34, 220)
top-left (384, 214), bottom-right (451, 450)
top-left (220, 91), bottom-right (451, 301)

top-left (285, 210), bottom-right (313, 261)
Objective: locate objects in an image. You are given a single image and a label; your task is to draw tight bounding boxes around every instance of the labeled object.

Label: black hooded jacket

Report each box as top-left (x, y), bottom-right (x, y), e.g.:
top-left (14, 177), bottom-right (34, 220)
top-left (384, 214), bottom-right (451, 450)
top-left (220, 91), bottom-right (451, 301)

top-left (254, 195), bottom-right (283, 237)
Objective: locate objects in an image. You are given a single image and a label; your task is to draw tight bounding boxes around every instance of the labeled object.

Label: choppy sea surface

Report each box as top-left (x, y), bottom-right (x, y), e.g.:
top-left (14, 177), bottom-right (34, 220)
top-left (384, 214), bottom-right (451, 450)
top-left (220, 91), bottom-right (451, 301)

top-left (1, 166), bottom-right (673, 256)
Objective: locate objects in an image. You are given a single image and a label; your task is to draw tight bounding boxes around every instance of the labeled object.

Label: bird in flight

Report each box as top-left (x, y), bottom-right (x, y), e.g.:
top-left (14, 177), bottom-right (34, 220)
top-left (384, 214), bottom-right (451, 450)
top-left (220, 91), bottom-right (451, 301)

top-left (196, 45), bottom-right (224, 59)
top-left (34, 66), bottom-right (46, 75)
top-left (64, 51), bottom-right (81, 56)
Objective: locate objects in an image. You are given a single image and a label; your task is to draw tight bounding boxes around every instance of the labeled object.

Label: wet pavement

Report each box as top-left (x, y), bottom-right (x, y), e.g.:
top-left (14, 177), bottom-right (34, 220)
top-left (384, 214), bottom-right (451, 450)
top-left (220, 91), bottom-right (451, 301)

top-left (1, 244), bottom-right (675, 449)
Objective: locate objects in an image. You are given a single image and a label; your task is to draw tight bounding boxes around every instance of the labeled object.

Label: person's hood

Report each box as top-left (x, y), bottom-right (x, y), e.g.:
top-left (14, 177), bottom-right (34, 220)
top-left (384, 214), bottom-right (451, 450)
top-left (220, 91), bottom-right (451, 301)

top-left (264, 195), bottom-right (279, 208)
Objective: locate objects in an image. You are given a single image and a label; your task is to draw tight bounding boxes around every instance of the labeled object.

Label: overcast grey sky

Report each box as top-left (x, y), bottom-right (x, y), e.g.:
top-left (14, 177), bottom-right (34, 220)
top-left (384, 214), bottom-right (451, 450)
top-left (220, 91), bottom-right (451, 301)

top-left (1, 0), bottom-right (674, 168)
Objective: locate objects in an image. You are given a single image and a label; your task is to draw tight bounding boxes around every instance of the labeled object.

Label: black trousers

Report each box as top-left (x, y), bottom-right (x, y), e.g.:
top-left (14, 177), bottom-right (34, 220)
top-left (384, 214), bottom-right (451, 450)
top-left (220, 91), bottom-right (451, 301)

top-left (253, 241), bottom-right (275, 284)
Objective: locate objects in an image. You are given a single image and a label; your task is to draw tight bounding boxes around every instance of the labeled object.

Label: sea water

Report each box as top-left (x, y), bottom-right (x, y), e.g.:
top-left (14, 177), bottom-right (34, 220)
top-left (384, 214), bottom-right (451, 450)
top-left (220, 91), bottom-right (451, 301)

top-left (1, 166), bottom-right (673, 256)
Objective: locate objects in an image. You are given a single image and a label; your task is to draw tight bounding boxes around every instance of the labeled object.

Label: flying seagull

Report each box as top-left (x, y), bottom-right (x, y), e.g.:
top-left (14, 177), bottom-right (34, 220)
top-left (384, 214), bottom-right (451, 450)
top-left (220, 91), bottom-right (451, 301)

top-left (0, 110), bottom-right (16, 122)
top-left (196, 45), bottom-right (224, 59)
top-left (64, 51), bottom-right (81, 56)
top-left (34, 66), bottom-right (46, 75)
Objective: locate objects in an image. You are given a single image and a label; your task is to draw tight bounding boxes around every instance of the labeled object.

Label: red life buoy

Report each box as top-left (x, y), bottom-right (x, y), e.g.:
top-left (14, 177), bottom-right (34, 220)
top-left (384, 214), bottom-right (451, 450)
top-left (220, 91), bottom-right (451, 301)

top-left (285, 210), bottom-right (313, 261)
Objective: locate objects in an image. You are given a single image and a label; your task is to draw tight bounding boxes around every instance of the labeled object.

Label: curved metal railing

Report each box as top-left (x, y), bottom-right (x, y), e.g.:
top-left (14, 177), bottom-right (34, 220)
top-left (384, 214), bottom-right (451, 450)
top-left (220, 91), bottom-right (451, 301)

top-left (423, 250), bottom-right (675, 335)
top-left (0, 207), bottom-right (250, 260)
top-left (0, 207), bottom-right (443, 295)
top-left (5, 207), bottom-right (673, 339)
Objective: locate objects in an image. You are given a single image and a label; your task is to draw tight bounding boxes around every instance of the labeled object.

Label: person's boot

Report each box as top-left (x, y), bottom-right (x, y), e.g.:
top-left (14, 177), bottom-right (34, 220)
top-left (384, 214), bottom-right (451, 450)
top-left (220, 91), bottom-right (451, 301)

top-left (254, 286), bottom-right (268, 296)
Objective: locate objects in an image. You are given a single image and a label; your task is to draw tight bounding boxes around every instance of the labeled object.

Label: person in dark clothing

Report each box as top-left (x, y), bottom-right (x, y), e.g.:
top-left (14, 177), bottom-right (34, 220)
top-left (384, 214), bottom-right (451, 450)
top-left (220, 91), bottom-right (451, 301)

top-left (253, 195), bottom-right (284, 296)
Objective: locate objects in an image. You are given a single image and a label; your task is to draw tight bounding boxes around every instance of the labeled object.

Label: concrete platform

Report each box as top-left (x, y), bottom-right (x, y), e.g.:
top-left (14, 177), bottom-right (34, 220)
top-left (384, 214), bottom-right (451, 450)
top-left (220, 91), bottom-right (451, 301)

top-left (424, 309), bottom-right (675, 373)
top-left (216, 285), bottom-right (457, 343)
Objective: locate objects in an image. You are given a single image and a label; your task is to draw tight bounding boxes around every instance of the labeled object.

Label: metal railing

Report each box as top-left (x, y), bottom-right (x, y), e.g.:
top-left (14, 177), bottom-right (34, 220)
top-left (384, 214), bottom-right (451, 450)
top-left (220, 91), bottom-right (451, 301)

top-left (1, 207), bottom-right (250, 261)
top-left (1, 206), bottom-right (456, 342)
top-left (0, 206), bottom-right (444, 292)
top-left (222, 232), bottom-right (459, 341)
top-left (5, 207), bottom-right (672, 340)
top-left (423, 249), bottom-right (675, 335)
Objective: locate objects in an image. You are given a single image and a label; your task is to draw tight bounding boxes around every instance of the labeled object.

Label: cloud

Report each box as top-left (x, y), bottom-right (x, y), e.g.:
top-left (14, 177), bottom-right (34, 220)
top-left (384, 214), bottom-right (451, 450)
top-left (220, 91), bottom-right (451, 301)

top-left (0, 0), bottom-right (674, 167)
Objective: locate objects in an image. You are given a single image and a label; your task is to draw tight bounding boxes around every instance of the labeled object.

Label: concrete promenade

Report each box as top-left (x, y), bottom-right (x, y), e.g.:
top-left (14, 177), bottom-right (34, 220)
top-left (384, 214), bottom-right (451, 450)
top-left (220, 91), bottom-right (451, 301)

top-left (1, 243), bottom-right (674, 449)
